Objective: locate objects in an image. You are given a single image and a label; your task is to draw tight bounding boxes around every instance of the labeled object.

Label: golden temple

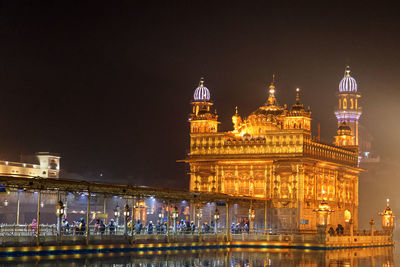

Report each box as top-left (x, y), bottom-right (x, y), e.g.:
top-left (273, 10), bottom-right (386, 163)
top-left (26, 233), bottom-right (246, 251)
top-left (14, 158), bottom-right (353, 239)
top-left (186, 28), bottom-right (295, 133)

top-left (183, 71), bottom-right (363, 231)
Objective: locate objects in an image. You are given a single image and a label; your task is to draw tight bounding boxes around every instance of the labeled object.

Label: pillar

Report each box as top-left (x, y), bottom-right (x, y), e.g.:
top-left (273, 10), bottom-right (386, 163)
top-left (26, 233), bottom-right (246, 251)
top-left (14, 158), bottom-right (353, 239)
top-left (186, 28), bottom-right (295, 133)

top-left (124, 204), bottom-right (129, 235)
top-left (264, 199), bottom-right (267, 234)
top-left (370, 220), bottom-right (374, 237)
top-left (36, 191), bottom-right (41, 246)
top-left (131, 197), bottom-right (135, 236)
top-left (86, 192), bottom-right (90, 245)
top-left (167, 201), bottom-right (170, 236)
top-left (16, 191), bottom-right (20, 225)
top-left (198, 204), bottom-right (202, 239)
top-left (226, 201), bottom-right (230, 241)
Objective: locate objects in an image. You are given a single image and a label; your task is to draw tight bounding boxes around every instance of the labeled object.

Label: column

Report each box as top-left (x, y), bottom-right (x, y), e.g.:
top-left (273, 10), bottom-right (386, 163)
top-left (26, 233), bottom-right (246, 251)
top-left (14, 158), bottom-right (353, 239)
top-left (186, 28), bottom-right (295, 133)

top-left (131, 197), bottom-right (135, 237)
top-left (226, 201), bottom-right (230, 241)
top-left (167, 201), bottom-right (170, 236)
top-left (264, 199), bottom-right (268, 234)
top-left (198, 204), bottom-right (202, 239)
top-left (16, 191), bottom-right (21, 225)
top-left (86, 192), bottom-right (90, 245)
top-left (36, 191), bottom-right (41, 246)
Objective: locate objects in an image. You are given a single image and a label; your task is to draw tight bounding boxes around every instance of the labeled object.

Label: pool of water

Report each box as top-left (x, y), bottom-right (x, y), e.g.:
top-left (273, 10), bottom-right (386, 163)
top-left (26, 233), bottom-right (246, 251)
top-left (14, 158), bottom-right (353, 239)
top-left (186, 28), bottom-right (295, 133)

top-left (1, 246), bottom-right (397, 266)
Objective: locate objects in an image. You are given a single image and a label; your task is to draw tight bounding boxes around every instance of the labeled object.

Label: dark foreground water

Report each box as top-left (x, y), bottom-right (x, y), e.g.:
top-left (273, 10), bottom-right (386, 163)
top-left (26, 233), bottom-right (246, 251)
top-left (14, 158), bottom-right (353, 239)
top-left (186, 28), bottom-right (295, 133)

top-left (0, 247), bottom-right (397, 266)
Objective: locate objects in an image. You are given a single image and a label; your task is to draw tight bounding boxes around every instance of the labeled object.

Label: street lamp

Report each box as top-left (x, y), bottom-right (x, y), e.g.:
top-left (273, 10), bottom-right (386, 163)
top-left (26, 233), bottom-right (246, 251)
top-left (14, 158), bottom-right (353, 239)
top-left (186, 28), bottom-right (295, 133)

top-left (378, 198), bottom-right (395, 235)
top-left (172, 206), bottom-right (179, 233)
top-left (213, 209), bottom-right (220, 234)
top-left (249, 208), bottom-right (255, 233)
top-left (56, 200), bottom-right (64, 236)
top-left (114, 204), bottom-right (121, 225)
top-left (123, 204), bottom-right (130, 235)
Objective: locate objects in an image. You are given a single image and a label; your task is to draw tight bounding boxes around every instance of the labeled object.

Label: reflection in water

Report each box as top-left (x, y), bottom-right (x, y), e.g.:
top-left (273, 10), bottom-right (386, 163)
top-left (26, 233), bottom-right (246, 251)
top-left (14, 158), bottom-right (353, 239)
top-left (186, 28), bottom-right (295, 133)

top-left (1, 247), bottom-right (395, 267)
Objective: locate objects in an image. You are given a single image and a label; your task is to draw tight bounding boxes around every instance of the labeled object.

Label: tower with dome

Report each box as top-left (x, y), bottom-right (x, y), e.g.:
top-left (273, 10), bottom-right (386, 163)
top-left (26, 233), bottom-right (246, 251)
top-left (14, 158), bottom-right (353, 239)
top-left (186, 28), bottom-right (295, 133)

top-left (188, 78), bottom-right (219, 134)
top-left (182, 76), bottom-right (363, 231)
top-left (335, 66), bottom-right (362, 146)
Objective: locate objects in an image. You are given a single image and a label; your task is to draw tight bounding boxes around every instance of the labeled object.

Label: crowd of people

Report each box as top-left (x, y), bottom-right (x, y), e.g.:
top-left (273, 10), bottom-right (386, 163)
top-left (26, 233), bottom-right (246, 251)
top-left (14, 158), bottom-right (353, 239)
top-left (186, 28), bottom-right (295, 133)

top-left (27, 217), bottom-right (251, 236)
top-left (44, 217), bottom-right (225, 235)
top-left (230, 222), bottom-right (250, 234)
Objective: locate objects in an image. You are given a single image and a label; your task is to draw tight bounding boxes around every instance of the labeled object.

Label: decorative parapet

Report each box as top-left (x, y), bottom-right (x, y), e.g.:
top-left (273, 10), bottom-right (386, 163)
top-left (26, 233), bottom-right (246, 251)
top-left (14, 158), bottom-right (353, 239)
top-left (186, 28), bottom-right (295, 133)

top-left (189, 133), bottom-right (358, 167)
top-left (303, 138), bottom-right (359, 167)
top-left (190, 133), bottom-right (304, 157)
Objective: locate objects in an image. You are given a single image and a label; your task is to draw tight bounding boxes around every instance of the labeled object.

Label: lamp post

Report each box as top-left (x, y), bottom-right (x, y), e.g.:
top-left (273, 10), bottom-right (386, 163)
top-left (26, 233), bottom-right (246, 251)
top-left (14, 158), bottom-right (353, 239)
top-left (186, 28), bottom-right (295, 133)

top-left (123, 204), bottom-right (130, 235)
top-left (378, 198), bottom-right (395, 236)
top-left (114, 204), bottom-right (121, 226)
top-left (369, 218), bottom-right (375, 237)
top-left (249, 208), bottom-right (255, 233)
top-left (172, 206), bottom-right (179, 233)
top-left (213, 209), bottom-right (220, 234)
top-left (56, 200), bottom-right (64, 236)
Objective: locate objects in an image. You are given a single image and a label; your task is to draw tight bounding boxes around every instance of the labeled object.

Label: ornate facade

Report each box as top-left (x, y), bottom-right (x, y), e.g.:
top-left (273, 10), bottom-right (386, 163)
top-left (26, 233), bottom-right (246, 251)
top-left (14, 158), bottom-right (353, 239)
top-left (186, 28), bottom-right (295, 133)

top-left (183, 73), bottom-right (363, 230)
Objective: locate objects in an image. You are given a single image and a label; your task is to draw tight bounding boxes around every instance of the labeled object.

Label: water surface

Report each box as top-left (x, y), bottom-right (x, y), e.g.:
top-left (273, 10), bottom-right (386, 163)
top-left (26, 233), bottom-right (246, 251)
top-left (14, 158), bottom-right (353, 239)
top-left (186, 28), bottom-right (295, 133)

top-left (1, 247), bottom-right (396, 266)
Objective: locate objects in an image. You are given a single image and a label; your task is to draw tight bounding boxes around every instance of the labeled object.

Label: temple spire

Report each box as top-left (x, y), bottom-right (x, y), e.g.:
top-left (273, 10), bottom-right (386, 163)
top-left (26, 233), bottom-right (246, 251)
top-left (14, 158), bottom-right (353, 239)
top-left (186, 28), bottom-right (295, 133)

top-left (267, 74), bottom-right (276, 105)
top-left (296, 88), bottom-right (301, 105)
top-left (199, 77), bottom-right (204, 87)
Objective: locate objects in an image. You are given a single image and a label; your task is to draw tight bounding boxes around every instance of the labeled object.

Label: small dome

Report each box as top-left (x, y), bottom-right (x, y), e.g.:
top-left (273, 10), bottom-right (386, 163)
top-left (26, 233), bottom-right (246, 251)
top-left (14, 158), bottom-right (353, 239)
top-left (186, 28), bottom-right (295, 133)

top-left (193, 78), bottom-right (210, 101)
top-left (337, 121), bottom-right (352, 135)
top-left (339, 66), bottom-right (357, 93)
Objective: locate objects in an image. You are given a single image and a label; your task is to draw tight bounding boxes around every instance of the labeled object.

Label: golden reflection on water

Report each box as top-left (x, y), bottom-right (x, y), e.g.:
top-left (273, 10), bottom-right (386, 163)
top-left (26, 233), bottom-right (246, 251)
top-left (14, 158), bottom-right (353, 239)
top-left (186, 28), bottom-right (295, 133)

top-left (0, 247), bottom-right (395, 266)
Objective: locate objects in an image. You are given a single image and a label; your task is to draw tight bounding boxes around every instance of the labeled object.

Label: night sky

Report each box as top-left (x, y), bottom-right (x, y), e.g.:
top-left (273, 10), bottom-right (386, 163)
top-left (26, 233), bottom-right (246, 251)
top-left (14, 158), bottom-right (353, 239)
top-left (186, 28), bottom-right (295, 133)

top-left (0, 1), bottom-right (399, 195)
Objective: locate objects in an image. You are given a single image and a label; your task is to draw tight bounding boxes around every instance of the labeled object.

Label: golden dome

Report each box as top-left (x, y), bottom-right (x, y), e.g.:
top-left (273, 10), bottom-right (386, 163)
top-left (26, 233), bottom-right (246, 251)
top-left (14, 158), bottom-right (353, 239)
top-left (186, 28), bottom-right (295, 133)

top-left (337, 121), bottom-right (352, 136)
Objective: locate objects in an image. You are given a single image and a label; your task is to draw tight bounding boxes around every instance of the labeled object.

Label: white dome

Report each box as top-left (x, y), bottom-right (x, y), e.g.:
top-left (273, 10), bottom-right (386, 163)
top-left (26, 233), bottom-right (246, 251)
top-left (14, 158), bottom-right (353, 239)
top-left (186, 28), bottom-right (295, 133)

top-left (339, 66), bottom-right (357, 93)
top-left (193, 78), bottom-right (210, 101)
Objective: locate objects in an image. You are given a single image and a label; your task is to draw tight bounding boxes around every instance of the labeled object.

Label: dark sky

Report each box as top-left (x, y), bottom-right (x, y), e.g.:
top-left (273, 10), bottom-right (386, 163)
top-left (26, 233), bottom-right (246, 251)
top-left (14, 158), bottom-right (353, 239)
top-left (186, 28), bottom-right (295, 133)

top-left (0, 1), bottom-right (399, 190)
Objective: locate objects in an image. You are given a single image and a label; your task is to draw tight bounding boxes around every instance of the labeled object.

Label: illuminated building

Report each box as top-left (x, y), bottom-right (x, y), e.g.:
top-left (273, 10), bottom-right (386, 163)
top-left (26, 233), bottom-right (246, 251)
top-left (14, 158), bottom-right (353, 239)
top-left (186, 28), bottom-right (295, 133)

top-left (0, 152), bottom-right (60, 224)
top-left (0, 152), bottom-right (60, 178)
top-left (183, 77), bottom-right (363, 230)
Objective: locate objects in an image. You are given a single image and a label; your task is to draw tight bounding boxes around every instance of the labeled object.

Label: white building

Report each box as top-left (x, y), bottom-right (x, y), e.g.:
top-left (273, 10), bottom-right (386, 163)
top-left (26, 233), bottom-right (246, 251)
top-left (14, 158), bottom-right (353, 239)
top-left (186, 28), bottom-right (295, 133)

top-left (0, 152), bottom-right (60, 178)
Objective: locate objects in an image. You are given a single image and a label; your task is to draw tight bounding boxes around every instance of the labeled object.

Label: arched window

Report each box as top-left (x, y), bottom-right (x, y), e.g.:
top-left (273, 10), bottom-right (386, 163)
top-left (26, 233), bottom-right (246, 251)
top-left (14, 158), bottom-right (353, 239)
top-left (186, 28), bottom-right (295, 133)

top-left (343, 98), bottom-right (347, 109)
top-left (344, 210), bottom-right (351, 223)
top-left (350, 98), bottom-right (354, 109)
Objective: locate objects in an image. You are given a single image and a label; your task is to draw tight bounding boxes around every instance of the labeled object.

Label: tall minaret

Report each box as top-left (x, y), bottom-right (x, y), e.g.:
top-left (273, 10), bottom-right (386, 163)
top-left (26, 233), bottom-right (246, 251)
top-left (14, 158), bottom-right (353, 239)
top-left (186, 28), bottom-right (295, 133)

top-left (334, 66), bottom-right (362, 145)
